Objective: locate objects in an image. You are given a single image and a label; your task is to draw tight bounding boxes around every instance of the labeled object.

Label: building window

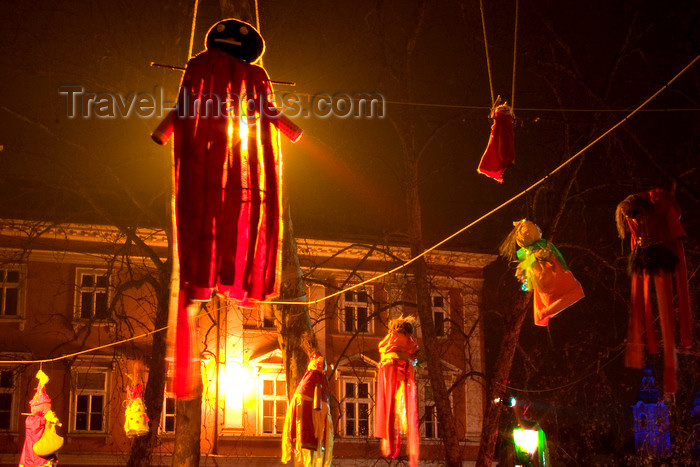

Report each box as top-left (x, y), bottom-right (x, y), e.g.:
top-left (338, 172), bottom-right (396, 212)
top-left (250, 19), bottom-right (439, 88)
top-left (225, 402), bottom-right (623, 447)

top-left (261, 305), bottom-right (275, 329)
top-left (422, 384), bottom-right (440, 439)
top-left (342, 379), bottom-right (372, 437)
top-left (341, 288), bottom-right (372, 334)
top-left (0, 369), bottom-right (15, 430)
top-left (431, 292), bottom-right (448, 337)
top-left (72, 370), bottom-right (108, 432)
top-left (0, 268), bottom-right (21, 317)
top-left (260, 377), bottom-right (287, 435)
top-left (162, 395), bottom-right (176, 433)
top-left (75, 269), bottom-right (110, 320)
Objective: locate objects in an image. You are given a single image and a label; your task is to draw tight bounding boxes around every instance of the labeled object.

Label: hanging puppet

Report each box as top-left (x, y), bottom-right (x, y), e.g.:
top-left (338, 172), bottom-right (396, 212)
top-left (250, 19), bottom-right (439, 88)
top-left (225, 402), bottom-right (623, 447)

top-left (376, 316), bottom-right (419, 467)
top-left (500, 219), bottom-right (585, 326)
top-left (616, 188), bottom-right (691, 394)
top-left (124, 382), bottom-right (149, 437)
top-left (19, 370), bottom-right (63, 467)
top-left (282, 353), bottom-right (333, 467)
top-left (477, 102), bottom-right (515, 183)
top-left (151, 18), bottom-right (302, 399)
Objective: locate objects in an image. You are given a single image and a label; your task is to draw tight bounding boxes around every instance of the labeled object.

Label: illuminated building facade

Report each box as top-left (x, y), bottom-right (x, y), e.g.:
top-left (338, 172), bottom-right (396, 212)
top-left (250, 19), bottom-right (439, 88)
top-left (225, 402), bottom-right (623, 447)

top-left (0, 220), bottom-right (494, 466)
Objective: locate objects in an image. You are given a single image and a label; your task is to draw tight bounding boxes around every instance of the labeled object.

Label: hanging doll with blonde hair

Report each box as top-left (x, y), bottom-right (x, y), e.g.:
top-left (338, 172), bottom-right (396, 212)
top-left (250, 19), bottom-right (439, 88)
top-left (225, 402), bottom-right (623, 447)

top-left (376, 316), bottom-right (419, 467)
top-left (500, 219), bottom-right (584, 326)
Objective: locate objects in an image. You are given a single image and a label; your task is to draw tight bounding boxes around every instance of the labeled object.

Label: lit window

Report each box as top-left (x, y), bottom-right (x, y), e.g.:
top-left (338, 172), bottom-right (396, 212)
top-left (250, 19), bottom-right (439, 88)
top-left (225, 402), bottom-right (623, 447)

top-left (72, 370), bottom-right (108, 432)
top-left (0, 267), bottom-right (22, 318)
top-left (261, 305), bottom-right (275, 329)
top-left (0, 369), bottom-right (16, 430)
top-left (162, 395), bottom-right (176, 433)
top-left (341, 288), bottom-right (372, 334)
top-left (260, 377), bottom-right (287, 435)
top-left (75, 269), bottom-right (110, 320)
top-left (342, 379), bottom-right (372, 437)
top-left (431, 293), bottom-right (448, 337)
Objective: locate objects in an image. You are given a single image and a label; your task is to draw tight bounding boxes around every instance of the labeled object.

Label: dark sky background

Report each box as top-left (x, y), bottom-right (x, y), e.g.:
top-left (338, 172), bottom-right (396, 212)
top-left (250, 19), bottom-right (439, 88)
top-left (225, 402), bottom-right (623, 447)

top-left (1, 1), bottom-right (699, 461)
top-left (0, 0), bottom-right (697, 252)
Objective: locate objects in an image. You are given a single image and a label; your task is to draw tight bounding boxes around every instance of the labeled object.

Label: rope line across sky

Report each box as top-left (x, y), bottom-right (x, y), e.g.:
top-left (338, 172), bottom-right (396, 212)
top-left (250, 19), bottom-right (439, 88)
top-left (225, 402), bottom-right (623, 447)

top-left (0, 52), bottom-right (697, 368)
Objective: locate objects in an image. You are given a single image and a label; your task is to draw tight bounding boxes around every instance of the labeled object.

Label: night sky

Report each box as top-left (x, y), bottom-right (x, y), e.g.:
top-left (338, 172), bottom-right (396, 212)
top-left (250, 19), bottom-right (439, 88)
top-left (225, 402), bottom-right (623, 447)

top-left (1, 1), bottom-right (699, 461)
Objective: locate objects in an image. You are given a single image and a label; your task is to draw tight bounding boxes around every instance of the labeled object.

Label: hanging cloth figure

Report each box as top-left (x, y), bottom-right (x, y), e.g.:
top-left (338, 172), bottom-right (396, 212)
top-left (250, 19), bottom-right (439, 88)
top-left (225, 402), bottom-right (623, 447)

top-left (151, 18), bottom-right (302, 399)
top-left (124, 382), bottom-right (149, 437)
top-left (282, 353), bottom-right (334, 467)
top-left (616, 188), bottom-right (691, 394)
top-left (500, 220), bottom-right (585, 326)
top-left (477, 103), bottom-right (515, 183)
top-left (376, 317), bottom-right (419, 467)
top-left (19, 370), bottom-right (63, 467)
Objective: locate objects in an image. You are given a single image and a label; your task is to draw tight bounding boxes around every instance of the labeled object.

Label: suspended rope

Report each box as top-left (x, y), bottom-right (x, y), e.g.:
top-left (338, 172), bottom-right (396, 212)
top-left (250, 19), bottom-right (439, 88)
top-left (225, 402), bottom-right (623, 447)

top-left (0, 54), bottom-right (697, 367)
top-left (511, 0), bottom-right (519, 109)
top-left (479, 0), bottom-right (519, 108)
top-left (479, 0), bottom-right (495, 106)
top-left (187, 0), bottom-right (200, 60)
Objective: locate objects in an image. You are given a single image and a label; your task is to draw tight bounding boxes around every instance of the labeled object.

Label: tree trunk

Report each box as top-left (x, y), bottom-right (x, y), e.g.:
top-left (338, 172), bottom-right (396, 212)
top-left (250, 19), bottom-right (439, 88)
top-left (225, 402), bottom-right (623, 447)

top-left (127, 274), bottom-right (171, 466)
top-left (405, 159), bottom-right (463, 467)
top-left (274, 207), bottom-right (317, 396)
top-left (475, 291), bottom-right (531, 467)
top-left (172, 378), bottom-right (203, 467)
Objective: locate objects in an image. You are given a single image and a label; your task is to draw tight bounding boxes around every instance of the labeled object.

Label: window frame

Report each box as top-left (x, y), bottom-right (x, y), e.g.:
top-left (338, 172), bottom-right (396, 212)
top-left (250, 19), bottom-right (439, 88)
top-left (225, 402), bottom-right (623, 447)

top-left (431, 291), bottom-right (449, 338)
top-left (340, 377), bottom-right (373, 438)
top-left (258, 374), bottom-right (287, 436)
top-left (0, 367), bottom-right (17, 431)
top-left (339, 286), bottom-right (373, 335)
top-left (0, 264), bottom-right (26, 321)
top-left (70, 368), bottom-right (109, 434)
top-left (74, 268), bottom-right (111, 321)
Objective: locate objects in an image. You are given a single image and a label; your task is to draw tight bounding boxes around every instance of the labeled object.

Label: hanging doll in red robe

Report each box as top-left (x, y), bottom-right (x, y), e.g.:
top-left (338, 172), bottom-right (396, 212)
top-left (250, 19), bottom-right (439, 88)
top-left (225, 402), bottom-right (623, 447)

top-left (616, 188), bottom-right (691, 394)
top-left (151, 18), bottom-right (302, 399)
top-left (477, 102), bottom-right (515, 183)
top-left (376, 316), bottom-right (419, 467)
top-left (282, 353), bottom-right (333, 467)
top-left (500, 220), bottom-right (585, 326)
top-left (19, 370), bottom-right (62, 467)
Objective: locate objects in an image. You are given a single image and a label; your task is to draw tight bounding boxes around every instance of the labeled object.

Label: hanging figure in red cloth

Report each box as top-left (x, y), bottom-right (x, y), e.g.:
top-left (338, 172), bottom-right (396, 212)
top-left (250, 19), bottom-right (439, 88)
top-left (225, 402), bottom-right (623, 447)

top-left (19, 370), bottom-right (62, 467)
top-left (500, 220), bottom-right (585, 326)
top-left (282, 353), bottom-right (333, 467)
top-left (151, 18), bottom-right (302, 399)
top-left (616, 188), bottom-right (691, 394)
top-left (477, 102), bottom-right (515, 183)
top-left (376, 316), bottom-right (419, 467)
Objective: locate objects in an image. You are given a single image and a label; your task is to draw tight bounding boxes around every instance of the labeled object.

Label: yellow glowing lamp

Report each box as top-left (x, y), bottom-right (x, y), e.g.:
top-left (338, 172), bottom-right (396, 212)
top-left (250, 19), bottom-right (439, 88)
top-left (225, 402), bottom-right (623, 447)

top-left (513, 427), bottom-right (539, 455)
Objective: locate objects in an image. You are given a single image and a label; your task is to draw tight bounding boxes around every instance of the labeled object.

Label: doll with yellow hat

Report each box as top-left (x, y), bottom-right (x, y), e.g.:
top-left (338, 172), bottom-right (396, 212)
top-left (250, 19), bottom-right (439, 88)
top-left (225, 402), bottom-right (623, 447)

top-left (19, 370), bottom-right (63, 467)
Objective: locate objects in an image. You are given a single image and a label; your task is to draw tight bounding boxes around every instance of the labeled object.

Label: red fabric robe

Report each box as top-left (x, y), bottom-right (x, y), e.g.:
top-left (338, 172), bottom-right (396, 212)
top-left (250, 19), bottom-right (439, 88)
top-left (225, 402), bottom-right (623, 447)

top-left (623, 189), bottom-right (691, 394)
top-left (19, 413), bottom-right (52, 467)
top-left (477, 106), bottom-right (515, 183)
top-left (171, 48), bottom-right (284, 398)
top-left (376, 332), bottom-right (419, 467)
top-left (282, 367), bottom-right (333, 467)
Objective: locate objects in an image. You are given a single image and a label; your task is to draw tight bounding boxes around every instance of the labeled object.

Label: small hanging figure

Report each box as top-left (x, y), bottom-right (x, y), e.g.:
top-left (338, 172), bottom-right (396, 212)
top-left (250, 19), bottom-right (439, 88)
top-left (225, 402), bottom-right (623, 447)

top-left (500, 219), bottom-right (585, 326)
top-left (151, 18), bottom-right (302, 399)
top-left (375, 316), bottom-right (419, 467)
top-left (19, 370), bottom-right (63, 467)
top-left (477, 102), bottom-right (515, 183)
top-left (616, 188), bottom-right (691, 394)
top-left (282, 353), bottom-right (333, 467)
top-left (124, 382), bottom-right (150, 437)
